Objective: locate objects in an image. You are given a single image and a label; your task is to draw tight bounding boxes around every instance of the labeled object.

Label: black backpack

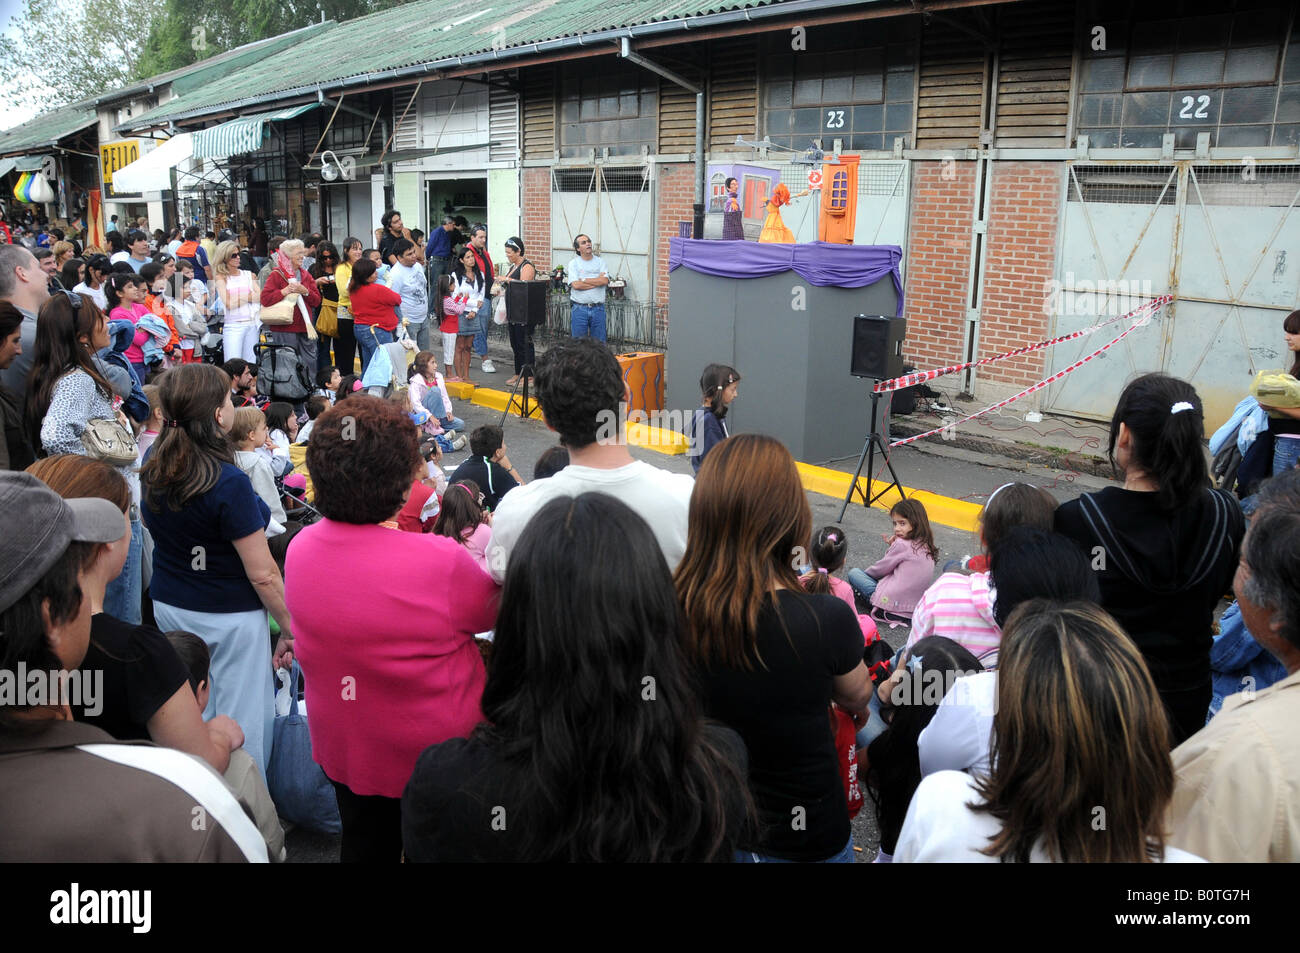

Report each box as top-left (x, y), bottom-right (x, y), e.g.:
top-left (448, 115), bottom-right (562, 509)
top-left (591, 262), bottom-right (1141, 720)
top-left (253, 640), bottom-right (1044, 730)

top-left (256, 343), bottom-right (312, 401)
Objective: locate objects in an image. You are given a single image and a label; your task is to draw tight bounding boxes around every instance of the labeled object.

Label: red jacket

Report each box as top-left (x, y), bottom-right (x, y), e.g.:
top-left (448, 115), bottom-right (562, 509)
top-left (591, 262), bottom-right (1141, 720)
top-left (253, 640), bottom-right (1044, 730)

top-left (260, 267), bottom-right (322, 334)
top-left (349, 282), bottom-right (402, 331)
top-left (470, 244), bottom-right (494, 283)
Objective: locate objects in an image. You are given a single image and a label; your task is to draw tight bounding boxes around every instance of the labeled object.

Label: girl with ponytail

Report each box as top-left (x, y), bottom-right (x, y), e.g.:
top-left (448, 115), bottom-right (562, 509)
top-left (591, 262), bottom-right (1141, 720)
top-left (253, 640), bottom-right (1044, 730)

top-left (1055, 373), bottom-right (1245, 745)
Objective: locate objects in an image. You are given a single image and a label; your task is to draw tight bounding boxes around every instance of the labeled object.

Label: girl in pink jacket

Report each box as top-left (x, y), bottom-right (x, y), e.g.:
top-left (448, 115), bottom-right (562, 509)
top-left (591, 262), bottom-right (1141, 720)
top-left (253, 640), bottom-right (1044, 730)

top-left (847, 499), bottom-right (938, 625)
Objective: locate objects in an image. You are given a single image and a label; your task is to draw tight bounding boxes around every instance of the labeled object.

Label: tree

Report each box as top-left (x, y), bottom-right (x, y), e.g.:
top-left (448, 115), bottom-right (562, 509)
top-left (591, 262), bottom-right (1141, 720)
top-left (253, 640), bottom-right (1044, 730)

top-left (136, 0), bottom-right (398, 76)
top-left (0, 0), bottom-right (167, 115)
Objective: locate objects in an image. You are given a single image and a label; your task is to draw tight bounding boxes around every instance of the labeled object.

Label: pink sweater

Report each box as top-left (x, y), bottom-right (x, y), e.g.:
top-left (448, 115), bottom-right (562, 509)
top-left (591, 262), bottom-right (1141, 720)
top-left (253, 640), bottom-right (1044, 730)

top-left (110, 303), bottom-right (150, 363)
top-left (906, 570), bottom-right (1000, 659)
top-left (285, 519), bottom-right (500, 797)
top-left (864, 538), bottom-right (936, 616)
top-left (803, 574), bottom-right (881, 645)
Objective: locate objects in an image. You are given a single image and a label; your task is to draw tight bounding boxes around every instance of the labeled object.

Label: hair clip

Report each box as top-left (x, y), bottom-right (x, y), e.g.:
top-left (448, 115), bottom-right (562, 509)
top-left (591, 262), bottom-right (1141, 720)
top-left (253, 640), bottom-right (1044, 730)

top-left (350, 380), bottom-right (363, 392)
top-left (827, 532), bottom-right (839, 542)
top-left (817, 567), bottom-right (828, 574)
top-left (162, 418), bottom-right (185, 428)
top-left (1170, 401), bottom-right (1194, 415)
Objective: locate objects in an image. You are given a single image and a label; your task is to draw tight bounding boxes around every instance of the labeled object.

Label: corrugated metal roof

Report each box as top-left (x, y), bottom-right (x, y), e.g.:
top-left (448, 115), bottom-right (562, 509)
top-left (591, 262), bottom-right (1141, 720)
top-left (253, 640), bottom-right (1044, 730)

top-left (192, 103), bottom-right (323, 158)
top-left (126, 0), bottom-right (877, 127)
top-left (0, 103), bottom-right (97, 157)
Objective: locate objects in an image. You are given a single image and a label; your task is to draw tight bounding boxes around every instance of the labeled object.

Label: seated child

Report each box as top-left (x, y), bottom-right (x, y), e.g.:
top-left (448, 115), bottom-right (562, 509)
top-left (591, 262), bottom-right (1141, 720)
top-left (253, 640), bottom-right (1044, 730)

top-left (314, 366), bottom-right (340, 404)
top-left (450, 425), bottom-right (522, 512)
top-left (231, 406), bottom-right (288, 536)
top-left (433, 479), bottom-right (493, 573)
top-left (296, 395), bottom-right (328, 444)
top-left (798, 525), bottom-right (879, 646)
top-left (165, 630), bottom-right (286, 863)
top-left (262, 402), bottom-right (298, 478)
top-left (907, 482), bottom-right (1058, 659)
top-left (397, 436), bottom-right (448, 533)
top-left (847, 499), bottom-right (938, 626)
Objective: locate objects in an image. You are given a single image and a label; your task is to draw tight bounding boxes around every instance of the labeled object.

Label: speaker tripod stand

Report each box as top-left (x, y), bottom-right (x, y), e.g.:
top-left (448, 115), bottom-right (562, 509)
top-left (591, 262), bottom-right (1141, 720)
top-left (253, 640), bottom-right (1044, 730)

top-left (838, 387), bottom-right (906, 523)
top-left (497, 363), bottom-right (537, 427)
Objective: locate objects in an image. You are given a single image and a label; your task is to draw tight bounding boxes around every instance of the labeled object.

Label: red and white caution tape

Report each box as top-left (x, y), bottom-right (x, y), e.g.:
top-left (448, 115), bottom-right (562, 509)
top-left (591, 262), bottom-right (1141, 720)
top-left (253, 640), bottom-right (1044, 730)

top-left (873, 294), bottom-right (1174, 394)
top-left (887, 297), bottom-right (1171, 449)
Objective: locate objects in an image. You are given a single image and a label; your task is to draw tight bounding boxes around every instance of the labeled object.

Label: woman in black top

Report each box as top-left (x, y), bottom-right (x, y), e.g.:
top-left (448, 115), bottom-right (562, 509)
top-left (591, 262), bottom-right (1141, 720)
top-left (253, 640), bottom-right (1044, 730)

top-left (1258, 310), bottom-right (1300, 475)
top-left (675, 433), bottom-right (873, 862)
top-left (1055, 374), bottom-right (1244, 746)
top-left (498, 237), bottom-right (536, 386)
top-left (310, 242), bottom-right (341, 375)
top-left (402, 493), bottom-right (751, 862)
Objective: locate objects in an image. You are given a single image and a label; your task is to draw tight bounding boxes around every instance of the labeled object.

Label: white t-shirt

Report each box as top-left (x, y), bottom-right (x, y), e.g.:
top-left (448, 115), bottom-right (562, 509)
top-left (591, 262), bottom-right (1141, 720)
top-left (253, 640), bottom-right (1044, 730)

top-left (565, 254), bottom-right (608, 305)
top-left (72, 281), bottom-right (108, 312)
top-left (484, 459), bottom-right (694, 583)
top-left (894, 770), bottom-right (1206, 863)
top-left (109, 251), bottom-right (129, 265)
top-left (918, 670), bottom-right (998, 779)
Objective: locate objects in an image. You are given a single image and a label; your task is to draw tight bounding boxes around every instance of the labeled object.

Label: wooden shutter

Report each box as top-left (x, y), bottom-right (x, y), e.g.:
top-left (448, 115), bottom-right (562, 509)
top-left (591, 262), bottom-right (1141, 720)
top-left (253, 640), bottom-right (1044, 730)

top-left (489, 75), bottom-right (519, 162)
top-left (916, 18), bottom-right (987, 149)
top-left (522, 65), bottom-right (556, 160)
top-left (709, 37), bottom-right (758, 151)
top-left (994, 1), bottom-right (1074, 147)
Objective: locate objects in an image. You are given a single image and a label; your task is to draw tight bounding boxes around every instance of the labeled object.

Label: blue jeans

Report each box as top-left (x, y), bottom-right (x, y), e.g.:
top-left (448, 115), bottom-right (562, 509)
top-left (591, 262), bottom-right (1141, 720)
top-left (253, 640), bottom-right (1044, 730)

top-left (571, 302), bottom-right (607, 342)
top-left (411, 319), bottom-right (431, 353)
top-left (736, 835), bottom-right (855, 864)
top-left (473, 300), bottom-right (490, 358)
top-left (1274, 436), bottom-right (1300, 475)
top-left (356, 324), bottom-right (394, 374)
top-left (103, 515), bottom-right (143, 625)
top-left (847, 569), bottom-right (879, 604)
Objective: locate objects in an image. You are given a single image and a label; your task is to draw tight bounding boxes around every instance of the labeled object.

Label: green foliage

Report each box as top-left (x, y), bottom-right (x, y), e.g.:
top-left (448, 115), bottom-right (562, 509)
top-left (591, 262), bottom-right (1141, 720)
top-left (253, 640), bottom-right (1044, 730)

top-left (136, 0), bottom-right (398, 76)
top-left (0, 0), bottom-right (166, 113)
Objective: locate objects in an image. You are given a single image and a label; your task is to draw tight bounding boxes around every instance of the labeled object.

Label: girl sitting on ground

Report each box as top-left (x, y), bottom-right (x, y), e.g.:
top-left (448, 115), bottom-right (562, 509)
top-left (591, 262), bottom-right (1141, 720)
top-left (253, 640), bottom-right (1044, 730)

top-left (907, 482), bottom-right (1058, 659)
top-left (433, 480), bottom-right (492, 574)
top-left (799, 525), bottom-right (879, 646)
top-left (847, 498), bottom-right (938, 625)
top-left (409, 350), bottom-right (465, 436)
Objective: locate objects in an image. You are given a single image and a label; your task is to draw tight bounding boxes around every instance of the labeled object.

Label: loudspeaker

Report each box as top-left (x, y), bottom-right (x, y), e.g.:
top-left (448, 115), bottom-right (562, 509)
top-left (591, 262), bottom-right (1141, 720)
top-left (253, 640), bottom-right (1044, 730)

top-left (506, 279), bottom-right (548, 327)
top-left (851, 314), bottom-right (907, 380)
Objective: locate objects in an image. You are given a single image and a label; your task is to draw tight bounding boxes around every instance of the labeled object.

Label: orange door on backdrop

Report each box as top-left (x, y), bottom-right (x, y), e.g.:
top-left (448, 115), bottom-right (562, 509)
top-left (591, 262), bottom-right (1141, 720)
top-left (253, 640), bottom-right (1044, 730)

top-left (617, 352), bottom-right (665, 416)
top-left (87, 189), bottom-right (105, 249)
top-left (819, 154), bottom-right (860, 244)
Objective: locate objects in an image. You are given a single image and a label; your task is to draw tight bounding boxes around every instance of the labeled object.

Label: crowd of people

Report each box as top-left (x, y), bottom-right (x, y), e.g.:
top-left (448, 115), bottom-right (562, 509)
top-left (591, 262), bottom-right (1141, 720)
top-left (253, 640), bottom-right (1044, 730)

top-left (2, 200), bottom-right (1298, 862)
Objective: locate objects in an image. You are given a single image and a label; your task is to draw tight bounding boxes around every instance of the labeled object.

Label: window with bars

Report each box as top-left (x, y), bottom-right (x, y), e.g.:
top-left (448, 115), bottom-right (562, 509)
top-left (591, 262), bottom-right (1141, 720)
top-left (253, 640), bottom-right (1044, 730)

top-left (558, 62), bottom-right (658, 159)
top-left (1076, 1), bottom-right (1300, 148)
top-left (761, 19), bottom-right (916, 153)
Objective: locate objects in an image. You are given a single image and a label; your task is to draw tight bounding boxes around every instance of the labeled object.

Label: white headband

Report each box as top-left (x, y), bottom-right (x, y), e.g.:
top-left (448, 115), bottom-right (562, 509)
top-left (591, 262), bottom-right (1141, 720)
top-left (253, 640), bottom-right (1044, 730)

top-left (1171, 401), bottom-right (1194, 415)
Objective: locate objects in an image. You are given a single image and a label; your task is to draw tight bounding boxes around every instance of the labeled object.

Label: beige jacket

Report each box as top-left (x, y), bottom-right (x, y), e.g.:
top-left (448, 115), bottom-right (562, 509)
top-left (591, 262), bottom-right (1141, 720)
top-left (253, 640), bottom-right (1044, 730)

top-left (1167, 667), bottom-right (1300, 862)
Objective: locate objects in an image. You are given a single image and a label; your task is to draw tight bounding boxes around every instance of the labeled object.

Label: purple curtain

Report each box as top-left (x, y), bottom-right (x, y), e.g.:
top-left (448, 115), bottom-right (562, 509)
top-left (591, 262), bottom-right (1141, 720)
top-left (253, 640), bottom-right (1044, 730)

top-left (668, 238), bottom-right (904, 316)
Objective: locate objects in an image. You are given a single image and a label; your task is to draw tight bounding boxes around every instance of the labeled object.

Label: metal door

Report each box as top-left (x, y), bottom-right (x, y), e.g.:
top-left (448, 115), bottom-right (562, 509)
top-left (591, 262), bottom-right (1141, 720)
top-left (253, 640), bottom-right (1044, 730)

top-left (1045, 161), bottom-right (1300, 430)
top-left (550, 164), bottom-right (653, 303)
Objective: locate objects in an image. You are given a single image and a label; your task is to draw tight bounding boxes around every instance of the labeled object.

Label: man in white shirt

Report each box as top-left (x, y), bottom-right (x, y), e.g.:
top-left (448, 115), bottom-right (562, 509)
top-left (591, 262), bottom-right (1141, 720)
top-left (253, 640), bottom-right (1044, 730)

top-left (388, 238), bottom-right (429, 351)
top-left (485, 337), bottom-right (694, 583)
top-left (565, 233), bottom-right (609, 343)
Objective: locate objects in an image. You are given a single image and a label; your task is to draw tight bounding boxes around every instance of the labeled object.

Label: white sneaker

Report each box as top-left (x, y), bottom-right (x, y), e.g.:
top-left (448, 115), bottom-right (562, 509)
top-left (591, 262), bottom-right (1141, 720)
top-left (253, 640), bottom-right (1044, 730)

top-left (451, 434), bottom-right (467, 451)
top-left (481, 359), bottom-right (497, 373)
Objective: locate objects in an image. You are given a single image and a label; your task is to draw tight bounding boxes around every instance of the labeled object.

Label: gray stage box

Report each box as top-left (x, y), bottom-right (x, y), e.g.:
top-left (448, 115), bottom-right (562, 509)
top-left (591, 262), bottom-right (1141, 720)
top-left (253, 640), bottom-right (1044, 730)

top-left (666, 268), bottom-right (901, 463)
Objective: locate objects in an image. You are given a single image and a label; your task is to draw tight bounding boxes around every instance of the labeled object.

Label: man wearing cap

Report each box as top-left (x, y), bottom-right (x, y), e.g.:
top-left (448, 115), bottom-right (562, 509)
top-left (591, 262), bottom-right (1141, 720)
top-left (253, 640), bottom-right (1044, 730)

top-left (0, 243), bottom-right (51, 418)
top-left (0, 472), bottom-right (268, 861)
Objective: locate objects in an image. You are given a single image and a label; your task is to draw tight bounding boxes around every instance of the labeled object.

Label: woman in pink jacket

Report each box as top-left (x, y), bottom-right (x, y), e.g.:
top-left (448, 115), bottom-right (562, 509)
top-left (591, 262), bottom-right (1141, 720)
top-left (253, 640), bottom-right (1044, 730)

top-left (847, 499), bottom-right (938, 624)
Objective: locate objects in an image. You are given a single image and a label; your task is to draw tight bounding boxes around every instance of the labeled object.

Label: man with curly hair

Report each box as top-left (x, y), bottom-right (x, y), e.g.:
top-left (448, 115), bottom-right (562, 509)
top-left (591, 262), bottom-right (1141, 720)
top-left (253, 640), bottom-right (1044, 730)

top-left (484, 337), bottom-right (694, 582)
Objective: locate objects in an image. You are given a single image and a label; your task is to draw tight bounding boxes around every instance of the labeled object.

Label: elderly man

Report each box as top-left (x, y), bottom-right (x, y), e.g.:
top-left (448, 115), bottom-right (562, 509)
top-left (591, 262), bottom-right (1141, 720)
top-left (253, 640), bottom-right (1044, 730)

top-left (1167, 469), bottom-right (1300, 862)
top-left (565, 233), bottom-right (609, 343)
top-left (0, 244), bottom-right (51, 415)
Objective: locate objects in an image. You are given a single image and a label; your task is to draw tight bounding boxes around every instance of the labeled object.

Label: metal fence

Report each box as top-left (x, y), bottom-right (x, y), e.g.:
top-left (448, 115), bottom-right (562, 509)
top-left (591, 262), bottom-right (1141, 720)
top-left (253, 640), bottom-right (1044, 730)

top-left (528, 294), bottom-right (668, 352)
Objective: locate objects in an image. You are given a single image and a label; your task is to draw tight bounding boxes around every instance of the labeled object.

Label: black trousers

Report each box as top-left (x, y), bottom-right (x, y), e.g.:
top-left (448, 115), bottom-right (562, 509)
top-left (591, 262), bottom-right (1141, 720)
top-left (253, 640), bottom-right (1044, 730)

top-left (332, 319), bottom-right (357, 376)
top-left (328, 777), bottom-right (403, 863)
top-left (508, 322), bottom-right (536, 375)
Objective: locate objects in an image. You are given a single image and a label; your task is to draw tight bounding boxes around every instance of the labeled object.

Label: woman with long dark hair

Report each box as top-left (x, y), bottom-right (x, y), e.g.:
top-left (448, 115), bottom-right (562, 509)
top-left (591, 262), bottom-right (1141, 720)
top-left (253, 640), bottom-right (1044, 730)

top-left (896, 600), bottom-right (1200, 863)
top-left (140, 363), bottom-right (293, 776)
top-left (1056, 373), bottom-right (1244, 745)
top-left (310, 241), bottom-right (341, 374)
top-left (675, 432), bottom-right (872, 862)
top-left (332, 237), bottom-right (362, 376)
top-left (404, 492), bottom-right (752, 862)
top-left (449, 246), bottom-right (484, 384)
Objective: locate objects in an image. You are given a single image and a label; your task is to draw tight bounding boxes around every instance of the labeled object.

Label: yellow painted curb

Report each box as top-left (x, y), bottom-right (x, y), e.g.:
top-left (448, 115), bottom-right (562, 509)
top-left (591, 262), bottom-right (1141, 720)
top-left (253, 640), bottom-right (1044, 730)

top-left (469, 387), bottom-right (544, 420)
top-left (444, 381), bottom-right (476, 400)
top-left (795, 461), bottom-right (981, 533)
top-left (627, 422), bottom-right (689, 455)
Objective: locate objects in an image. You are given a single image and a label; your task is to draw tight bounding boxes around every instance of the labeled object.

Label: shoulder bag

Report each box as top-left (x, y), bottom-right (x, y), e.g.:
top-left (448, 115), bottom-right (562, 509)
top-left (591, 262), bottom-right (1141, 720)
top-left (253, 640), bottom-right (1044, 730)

top-left (80, 417), bottom-right (139, 466)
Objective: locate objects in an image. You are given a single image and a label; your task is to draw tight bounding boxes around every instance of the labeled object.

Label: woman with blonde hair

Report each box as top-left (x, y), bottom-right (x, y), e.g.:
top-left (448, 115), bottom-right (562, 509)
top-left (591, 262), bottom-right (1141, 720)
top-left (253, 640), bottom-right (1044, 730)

top-left (896, 600), bottom-right (1202, 863)
top-left (213, 239), bottom-right (260, 363)
top-left (675, 432), bottom-right (872, 862)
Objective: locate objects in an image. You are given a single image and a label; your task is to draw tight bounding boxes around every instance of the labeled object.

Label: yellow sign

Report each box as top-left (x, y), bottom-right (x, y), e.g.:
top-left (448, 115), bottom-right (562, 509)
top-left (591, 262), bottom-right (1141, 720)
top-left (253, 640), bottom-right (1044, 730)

top-left (100, 140), bottom-right (140, 193)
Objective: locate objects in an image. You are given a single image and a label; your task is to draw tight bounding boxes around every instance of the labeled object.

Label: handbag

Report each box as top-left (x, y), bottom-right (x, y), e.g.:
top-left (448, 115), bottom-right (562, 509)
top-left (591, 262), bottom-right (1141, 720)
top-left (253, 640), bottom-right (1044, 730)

top-left (267, 661), bottom-right (342, 834)
top-left (80, 417), bottom-right (139, 466)
top-left (316, 301), bottom-right (339, 338)
top-left (259, 291), bottom-right (300, 325)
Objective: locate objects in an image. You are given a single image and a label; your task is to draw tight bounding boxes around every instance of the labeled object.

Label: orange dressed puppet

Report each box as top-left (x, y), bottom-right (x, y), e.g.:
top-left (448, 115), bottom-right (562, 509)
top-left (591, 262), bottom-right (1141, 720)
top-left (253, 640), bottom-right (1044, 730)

top-left (758, 183), bottom-right (813, 244)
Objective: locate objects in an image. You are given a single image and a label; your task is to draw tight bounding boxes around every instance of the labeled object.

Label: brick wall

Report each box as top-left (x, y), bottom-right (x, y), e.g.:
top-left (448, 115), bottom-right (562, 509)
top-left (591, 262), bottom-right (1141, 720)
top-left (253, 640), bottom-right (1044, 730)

top-left (903, 161), bottom-right (978, 378)
top-left (977, 161), bottom-right (1063, 388)
top-left (655, 161), bottom-right (698, 311)
top-left (520, 166), bottom-right (551, 272)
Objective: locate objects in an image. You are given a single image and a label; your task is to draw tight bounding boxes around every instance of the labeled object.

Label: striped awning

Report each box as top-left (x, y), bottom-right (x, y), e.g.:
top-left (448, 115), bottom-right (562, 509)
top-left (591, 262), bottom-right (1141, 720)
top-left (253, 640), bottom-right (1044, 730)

top-left (191, 102), bottom-right (321, 159)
